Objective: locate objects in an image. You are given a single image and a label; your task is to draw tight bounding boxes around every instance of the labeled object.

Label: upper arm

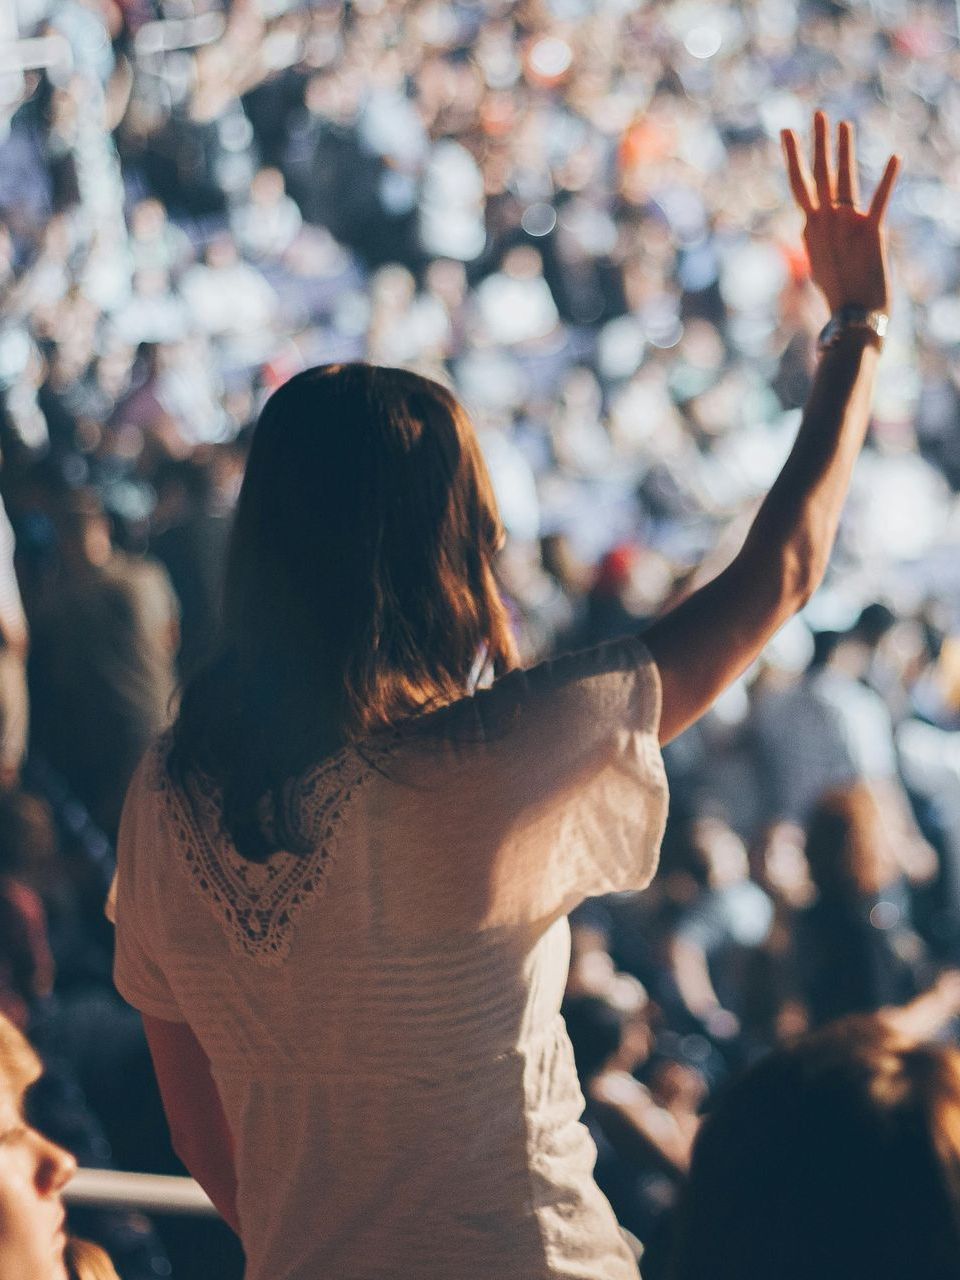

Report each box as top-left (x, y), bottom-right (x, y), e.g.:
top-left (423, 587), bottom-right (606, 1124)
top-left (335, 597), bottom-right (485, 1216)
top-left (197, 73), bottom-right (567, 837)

top-left (466, 637), bottom-right (668, 925)
top-left (113, 753), bottom-right (186, 1022)
top-left (643, 554), bottom-right (800, 745)
top-left (142, 1014), bottom-right (239, 1232)
top-left (142, 1016), bottom-right (230, 1155)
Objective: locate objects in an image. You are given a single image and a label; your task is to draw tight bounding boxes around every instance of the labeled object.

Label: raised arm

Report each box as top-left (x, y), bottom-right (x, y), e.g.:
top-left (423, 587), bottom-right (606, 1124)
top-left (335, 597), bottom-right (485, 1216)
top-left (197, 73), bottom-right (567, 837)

top-left (644, 113), bottom-right (900, 745)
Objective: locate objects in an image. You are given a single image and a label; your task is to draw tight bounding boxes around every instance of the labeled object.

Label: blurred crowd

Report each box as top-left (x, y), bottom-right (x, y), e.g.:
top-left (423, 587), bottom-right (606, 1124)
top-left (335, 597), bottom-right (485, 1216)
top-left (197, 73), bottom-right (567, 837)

top-left (3, 0), bottom-right (960, 1274)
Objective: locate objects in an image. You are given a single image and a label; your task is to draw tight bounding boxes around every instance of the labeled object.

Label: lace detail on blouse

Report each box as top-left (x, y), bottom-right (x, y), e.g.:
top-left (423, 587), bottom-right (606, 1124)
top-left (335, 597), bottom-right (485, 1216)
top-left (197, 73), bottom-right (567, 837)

top-left (155, 736), bottom-right (396, 967)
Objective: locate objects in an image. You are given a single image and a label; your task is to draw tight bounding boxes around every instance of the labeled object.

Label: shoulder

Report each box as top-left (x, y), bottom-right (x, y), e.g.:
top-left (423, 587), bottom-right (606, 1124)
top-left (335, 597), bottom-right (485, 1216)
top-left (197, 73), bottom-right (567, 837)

top-left (505, 633), bottom-right (659, 705)
top-left (117, 737), bottom-right (173, 849)
top-left (417, 634), bottom-right (660, 749)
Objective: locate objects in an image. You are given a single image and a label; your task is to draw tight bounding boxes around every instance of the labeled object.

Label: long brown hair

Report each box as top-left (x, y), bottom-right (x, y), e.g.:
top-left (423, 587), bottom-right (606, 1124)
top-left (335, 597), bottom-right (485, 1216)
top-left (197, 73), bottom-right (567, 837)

top-left (804, 784), bottom-right (898, 901)
top-left (171, 364), bottom-right (518, 861)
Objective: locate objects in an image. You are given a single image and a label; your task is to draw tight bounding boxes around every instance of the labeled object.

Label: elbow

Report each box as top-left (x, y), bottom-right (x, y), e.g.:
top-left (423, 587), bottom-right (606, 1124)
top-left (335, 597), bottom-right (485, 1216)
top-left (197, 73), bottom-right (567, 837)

top-left (737, 554), bottom-right (817, 635)
top-left (775, 535), bottom-right (828, 617)
top-left (744, 504), bottom-right (835, 620)
top-left (791, 568), bottom-right (819, 613)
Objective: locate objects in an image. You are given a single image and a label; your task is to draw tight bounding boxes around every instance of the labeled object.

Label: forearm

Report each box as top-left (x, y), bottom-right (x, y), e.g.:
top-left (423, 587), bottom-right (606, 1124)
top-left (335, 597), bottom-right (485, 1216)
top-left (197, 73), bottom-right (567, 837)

top-left (647, 332), bottom-right (879, 744)
top-left (669, 939), bottom-right (722, 1017)
top-left (645, 113), bottom-right (897, 745)
top-left (879, 983), bottom-right (957, 1042)
top-left (739, 330), bottom-right (879, 604)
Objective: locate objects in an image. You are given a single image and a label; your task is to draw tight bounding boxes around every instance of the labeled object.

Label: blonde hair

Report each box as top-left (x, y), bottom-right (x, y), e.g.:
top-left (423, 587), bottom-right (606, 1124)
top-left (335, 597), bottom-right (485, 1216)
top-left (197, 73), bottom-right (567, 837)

top-left (64, 1238), bottom-right (122, 1280)
top-left (0, 1011), bottom-right (41, 1105)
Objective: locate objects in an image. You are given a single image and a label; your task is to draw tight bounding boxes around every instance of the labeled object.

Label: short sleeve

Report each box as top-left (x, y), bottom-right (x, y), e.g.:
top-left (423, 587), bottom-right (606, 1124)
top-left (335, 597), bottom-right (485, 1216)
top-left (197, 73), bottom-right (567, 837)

top-left (112, 748), bottom-right (185, 1022)
top-left (422, 634), bottom-right (668, 929)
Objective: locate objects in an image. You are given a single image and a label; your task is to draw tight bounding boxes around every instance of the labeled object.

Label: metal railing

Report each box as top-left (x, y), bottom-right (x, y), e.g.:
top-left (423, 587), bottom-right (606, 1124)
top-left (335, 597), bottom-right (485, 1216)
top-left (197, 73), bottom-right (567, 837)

top-left (64, 1169), bottom-right (218, 1218)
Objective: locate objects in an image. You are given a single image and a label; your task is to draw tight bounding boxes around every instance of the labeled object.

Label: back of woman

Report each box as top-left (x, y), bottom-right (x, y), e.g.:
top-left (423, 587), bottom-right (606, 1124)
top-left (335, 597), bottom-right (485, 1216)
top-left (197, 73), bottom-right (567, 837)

top-left (113, 126), bottom-right (902, 1279)
top-left (115, 637), bottom-right (666, 1280)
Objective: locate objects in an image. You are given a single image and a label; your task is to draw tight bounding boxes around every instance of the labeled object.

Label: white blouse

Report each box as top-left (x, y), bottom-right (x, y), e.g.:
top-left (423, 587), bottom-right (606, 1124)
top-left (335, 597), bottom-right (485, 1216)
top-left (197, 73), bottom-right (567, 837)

top-left (114, 636), bottom-right (668, 1280)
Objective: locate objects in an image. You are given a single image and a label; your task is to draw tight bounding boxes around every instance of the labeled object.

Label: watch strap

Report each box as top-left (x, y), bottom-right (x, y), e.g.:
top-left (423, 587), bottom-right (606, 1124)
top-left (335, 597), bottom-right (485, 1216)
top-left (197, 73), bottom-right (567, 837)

top-left (817, 305), bottom-right (888, 353)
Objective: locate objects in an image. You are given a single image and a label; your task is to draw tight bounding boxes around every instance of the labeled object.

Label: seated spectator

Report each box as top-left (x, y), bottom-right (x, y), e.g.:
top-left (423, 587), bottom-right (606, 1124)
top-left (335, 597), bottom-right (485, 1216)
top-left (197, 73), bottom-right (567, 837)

top-left (664, 817), bottom-right (773, 1040)
top-left (0, 1007), bottom-right (76, 1279)
top-left (0, 789), bottom-right (55, 1030)
top-left (230, 168), bottom-right (303, 263)
top-left (126, 199), bottom-right (193, 279)
top-left (28, 488), bottom-right (179, 839)
top-left (797, 785), bottom-right (960, 1033)
top-left (738, 821), bottom-right (814, 1047)
top-left (563, 986), bottom-right (697, 1249)
top-left (668, 1017), bottom-right (960, 1280)
top-left (178, 237), bottom-right (279, 343)
top-left (751, 627), bottom-right (937, 884)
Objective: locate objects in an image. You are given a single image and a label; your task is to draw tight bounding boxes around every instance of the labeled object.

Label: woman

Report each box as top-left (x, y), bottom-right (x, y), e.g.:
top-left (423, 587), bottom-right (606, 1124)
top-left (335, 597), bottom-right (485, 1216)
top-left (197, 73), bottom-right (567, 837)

top-left (0, 1011), bottom-right (75, 1280)
top-left (667, 1017), bottom-right (960, 1280)
top-left (114, 115), bottom-right (898, 1279)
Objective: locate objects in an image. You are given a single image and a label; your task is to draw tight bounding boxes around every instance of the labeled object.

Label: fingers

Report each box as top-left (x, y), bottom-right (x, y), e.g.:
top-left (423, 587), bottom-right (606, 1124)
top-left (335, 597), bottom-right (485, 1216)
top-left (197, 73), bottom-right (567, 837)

top-left (836, 120), bottom-right (859, 207)
top-left (868, 153), bottom-right (901, 223)
top-left (786, 112), bottom-right (900, 226)
top-left (781, 129), bottom-right (814, 215)
top-left (812, 110), bottom-right (834, 208)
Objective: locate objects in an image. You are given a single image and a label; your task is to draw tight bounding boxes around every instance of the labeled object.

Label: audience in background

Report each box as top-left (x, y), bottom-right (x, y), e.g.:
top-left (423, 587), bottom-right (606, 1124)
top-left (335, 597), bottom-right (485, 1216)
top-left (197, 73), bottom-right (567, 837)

top-left (668, 1018), bottom-right (960, 1280)
top-left (1, 0), bottom-right (960, 1275)
top-left (29, 488), bottom-right (179, 840)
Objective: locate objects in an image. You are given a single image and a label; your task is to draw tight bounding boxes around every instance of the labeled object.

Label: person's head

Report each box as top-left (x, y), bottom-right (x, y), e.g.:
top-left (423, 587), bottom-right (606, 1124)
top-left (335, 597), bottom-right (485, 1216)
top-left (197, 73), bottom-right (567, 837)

top-left (750, 821), bottom-right (814, 909)
top-left (0, 789), bottom-right (58, 884)
top-left (563, 988), bottom-right (652, 1082)
top-left (174, 363), bottom-right (517, 860)
top-left (647, 1057), bottom-right (708, 1114)
top-left (808, 628), bottom-right (842, 671)
top-left (64, 1238), bottom-right (121, 1280)
top-left (54, 490), bottom-right (112, 574)
top-left (250, 167), bottom-right (286, 207)
top-left (804, 784), bottom-right (897, 901)
top-left (852, 602), bottom-right (897, 650)
top-left (203, 236), bottom-right (238, 270)
top-left (0, 1014), bottom-right (75, 1280)
top-left (682, 817), bottom-right (749, 891)
top-left (670, 1017), bottom-right (960, 1280)
top-left (129, 198), bottom-right (167, 240)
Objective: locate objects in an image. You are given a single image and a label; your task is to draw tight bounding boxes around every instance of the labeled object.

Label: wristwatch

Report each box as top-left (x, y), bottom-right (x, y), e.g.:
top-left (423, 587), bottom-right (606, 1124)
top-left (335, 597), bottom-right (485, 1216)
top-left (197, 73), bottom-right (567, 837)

top-left (817, 305), bottom-right (889, 354)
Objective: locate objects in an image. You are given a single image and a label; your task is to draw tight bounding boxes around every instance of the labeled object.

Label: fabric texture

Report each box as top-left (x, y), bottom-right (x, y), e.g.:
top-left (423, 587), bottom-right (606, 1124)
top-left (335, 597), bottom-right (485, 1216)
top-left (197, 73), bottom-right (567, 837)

top-left (114, 635), bottom-right (667, 1280)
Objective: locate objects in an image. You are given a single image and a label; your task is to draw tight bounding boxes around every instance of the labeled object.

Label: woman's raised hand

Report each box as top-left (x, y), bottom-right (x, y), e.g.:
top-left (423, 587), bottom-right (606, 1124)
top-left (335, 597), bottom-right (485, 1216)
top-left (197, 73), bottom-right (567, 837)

top-left (781, 112), bottom-right (900, 315)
